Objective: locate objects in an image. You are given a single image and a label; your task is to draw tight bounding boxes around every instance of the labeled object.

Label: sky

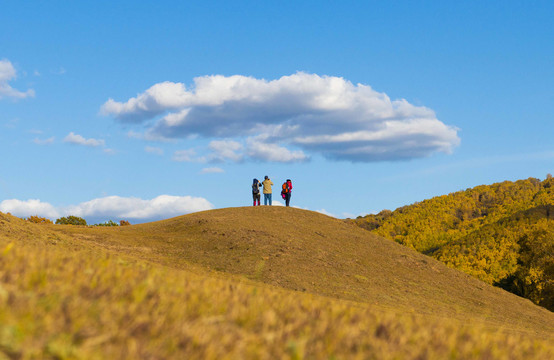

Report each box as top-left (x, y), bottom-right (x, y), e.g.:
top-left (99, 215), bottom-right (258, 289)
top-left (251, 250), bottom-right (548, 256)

top-left (1, 1), bottom-right (553, 224)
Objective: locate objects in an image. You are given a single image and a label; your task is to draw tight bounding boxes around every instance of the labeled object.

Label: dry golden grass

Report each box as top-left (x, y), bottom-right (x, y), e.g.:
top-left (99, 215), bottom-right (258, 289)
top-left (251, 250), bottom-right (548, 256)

top-left (1, 209), bottom-right (553, 359)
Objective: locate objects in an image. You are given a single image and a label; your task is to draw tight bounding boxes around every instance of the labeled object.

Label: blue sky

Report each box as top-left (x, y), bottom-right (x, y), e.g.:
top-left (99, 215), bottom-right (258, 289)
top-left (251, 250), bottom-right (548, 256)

top-left (1, 1), bottom-right (553, 223)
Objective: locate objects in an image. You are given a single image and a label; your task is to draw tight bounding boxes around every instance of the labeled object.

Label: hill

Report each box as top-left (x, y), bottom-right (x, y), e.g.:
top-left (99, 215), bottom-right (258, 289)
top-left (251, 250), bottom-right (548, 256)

top-left (352, 177), bottom-right (554, 310)
top-left (1, 208), bottom-right (553, 358)
top-left (48, 207), bottom-right (552, 330)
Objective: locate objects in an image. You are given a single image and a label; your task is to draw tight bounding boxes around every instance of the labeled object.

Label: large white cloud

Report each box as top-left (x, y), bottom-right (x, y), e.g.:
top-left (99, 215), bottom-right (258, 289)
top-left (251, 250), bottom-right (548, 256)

top-left (0, 195), bottom-right (214, 223)
top-left (66, 195), bottom-right (214, 220)
top-left (0, 59), bottom-right (35, 99)
top-left (101, 72), bottom-right (460, 162)
top-left (0, 199), bottom-right (60, 219)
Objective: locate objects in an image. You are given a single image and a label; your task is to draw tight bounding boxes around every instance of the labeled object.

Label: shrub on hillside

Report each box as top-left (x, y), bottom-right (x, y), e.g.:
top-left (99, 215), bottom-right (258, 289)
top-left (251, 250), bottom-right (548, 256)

top-left (120, 220), bottom-right (131, 226)
top-left (26, 215), bottom-right (53, 224)
top-left (93, 220), bottom-right (119, 227)
top-left (55, 216), bottom-right (87, 226)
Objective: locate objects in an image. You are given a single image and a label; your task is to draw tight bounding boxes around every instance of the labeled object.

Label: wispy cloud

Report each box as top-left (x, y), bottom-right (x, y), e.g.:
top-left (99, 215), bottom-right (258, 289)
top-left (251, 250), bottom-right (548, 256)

top-left (101, 72), bottom-right (460, 163)
top-left (145, 146), bottom-right (164, 155)
top-left (52, 67), bottom-right (66, 75)
top-left (200, 167), bottom-right (224, 174)
top-left (172, 149), bottom-right (197, 162)
top-left (33, 137), bottom-right (55, 145)
top-left (63, 132), bottom-right (105, 147)
top-left (4, 118), bottom-right (19, 129)
top-left (0, 59), bottom-right (35, 99)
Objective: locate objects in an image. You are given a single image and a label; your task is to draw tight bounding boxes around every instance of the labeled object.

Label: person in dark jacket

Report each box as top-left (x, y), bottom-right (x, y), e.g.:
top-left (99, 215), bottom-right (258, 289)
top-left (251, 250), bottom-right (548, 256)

top-left (252, 178), bottom-right (261, 206)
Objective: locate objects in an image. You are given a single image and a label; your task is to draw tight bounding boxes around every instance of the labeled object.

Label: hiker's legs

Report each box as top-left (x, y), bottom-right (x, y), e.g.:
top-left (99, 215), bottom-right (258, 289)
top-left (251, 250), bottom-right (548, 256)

top-left (269, 193), bottom-right (272, 205)
top-left (264, 194), bottom-right (269, 205)
top-left (256, 194), bottom-right (260, 206)
top-left (285, 193), bottom-right (291, 207)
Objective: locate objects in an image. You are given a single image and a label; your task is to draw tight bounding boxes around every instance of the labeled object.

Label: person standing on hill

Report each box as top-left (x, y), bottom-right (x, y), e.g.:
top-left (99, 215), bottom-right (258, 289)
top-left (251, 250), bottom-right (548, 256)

top-left (262, 175), bottom-right (273, 205)
top-left (282, 179), bottom-right (293, 207)
top-left (252, 178), bottom-right (261, 206)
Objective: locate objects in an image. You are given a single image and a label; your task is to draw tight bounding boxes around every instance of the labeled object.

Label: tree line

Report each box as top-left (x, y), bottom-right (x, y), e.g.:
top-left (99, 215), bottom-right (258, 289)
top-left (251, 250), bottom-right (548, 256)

top-left (26, 215), bottom-right (131, 226)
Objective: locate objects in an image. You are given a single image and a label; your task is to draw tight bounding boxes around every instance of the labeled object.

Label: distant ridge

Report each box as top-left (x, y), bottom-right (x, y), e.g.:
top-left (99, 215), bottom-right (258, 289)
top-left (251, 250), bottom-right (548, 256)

top-left (352, 177), bottom-right (554, 310)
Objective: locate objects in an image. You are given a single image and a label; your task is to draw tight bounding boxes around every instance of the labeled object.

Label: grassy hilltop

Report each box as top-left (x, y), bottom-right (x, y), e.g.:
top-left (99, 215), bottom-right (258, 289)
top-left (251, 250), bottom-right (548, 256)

top-left (352, 177), bottom-right (554, 310)
top-left (1, 208), bottom-right (553, 359)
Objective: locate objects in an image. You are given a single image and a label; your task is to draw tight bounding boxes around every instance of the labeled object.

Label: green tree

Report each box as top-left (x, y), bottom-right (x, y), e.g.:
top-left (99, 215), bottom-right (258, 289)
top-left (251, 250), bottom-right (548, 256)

top-left (55, 216), bottom-right (87, 226)
top-left (93, 220), bottom-right (119, 226)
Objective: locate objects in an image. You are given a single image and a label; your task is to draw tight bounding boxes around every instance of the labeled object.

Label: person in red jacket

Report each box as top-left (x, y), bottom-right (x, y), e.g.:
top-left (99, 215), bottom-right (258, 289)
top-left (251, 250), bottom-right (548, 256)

top-left (282, 179), bottom-right (293, 207)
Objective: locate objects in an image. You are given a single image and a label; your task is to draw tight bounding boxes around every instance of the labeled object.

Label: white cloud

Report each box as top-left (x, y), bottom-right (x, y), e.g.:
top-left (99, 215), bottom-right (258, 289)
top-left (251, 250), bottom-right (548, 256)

top-left (208, 140), bottom-right (244, 162)
top-left (0, 59), bottom-right (35, 99)
top-left (1, 195), bottom-right (214, 223)
top-left (315, 209), bottom-right (337, 218)
top-left (63, 132), bottom-right (105, 147)
top-left (101, 72), bottom-right (460, 163)
top-left (200, 167), bottom-right (225, 174)
top-left (33, 137), bottom-right (55, 145)
top-left (173, 149), bottom-right (197, 162)
top-left (53, 67), bottom-right (66, 75)
top-left (3, 118), bottom-right (19, 129)
top-left (66, 195), bottom-right (214, 221)
top-left (101, 82), bottom-right (192, 122)
top-left (246, 138), bottom-right (308, 162)
top-left (0, 199), bottom-right (60, 219)
top-left (127, 130), bottom-right (143, 139)
top-left (145, 146), bottom-right (164, 155)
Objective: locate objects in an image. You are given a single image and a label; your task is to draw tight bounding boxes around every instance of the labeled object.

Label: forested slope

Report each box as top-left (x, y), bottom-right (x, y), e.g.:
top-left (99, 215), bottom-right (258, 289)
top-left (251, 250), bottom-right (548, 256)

top-left (352, 177), bottom-right (554, 310)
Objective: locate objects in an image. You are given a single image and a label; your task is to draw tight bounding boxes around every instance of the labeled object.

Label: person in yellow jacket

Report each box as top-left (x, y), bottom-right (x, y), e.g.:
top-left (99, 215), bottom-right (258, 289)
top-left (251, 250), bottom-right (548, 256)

top-left (262, 175), bottom-right (274, 205)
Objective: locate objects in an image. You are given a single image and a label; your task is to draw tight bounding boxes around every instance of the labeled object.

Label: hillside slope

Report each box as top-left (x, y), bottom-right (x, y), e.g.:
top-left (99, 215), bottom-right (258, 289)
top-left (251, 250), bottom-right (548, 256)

top-left (2, 211), bottom-right (553, 359)
top-left (50, 206), bottom-right (554, 336)
top-left (352, 177), bottom-right (554, 310)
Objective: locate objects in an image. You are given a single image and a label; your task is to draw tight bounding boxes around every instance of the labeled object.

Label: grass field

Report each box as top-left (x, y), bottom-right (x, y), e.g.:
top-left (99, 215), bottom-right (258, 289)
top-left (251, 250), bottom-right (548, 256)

top-left (1, 208), bottom-right (553, 359)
